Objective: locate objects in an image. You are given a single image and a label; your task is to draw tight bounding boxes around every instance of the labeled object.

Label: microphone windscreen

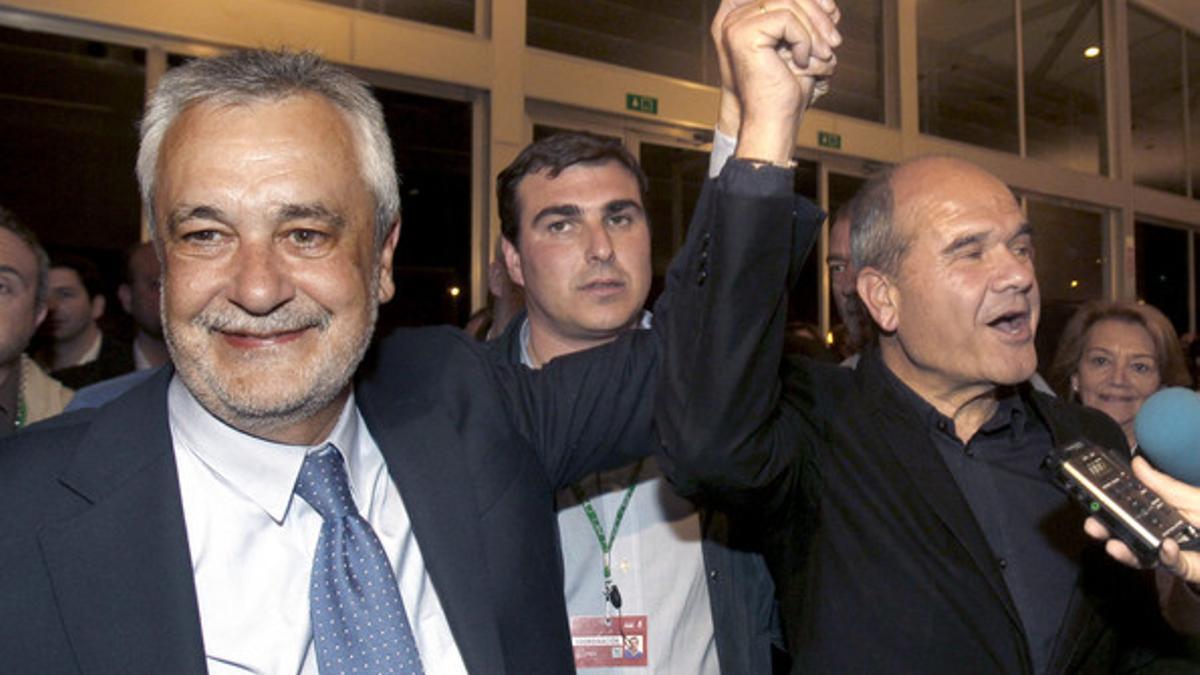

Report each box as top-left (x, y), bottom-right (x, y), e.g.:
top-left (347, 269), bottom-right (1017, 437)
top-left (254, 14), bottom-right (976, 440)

top-left (1135, 387), bottom-right (1200, 485)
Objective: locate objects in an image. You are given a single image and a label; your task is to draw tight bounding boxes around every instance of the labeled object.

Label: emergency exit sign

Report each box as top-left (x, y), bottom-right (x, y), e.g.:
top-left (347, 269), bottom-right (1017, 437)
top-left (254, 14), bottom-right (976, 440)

top-left (818, 131), bottom-right (842, 149)
top-left (626, 93), bottom-right (658, 115)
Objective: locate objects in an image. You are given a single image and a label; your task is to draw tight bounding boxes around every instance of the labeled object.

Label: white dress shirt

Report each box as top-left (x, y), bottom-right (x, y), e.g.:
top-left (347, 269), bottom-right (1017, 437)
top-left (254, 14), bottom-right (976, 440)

top-left (520, 317), bottom-right (719, 674)
top-left (168, 377), bottom-right (467, 674)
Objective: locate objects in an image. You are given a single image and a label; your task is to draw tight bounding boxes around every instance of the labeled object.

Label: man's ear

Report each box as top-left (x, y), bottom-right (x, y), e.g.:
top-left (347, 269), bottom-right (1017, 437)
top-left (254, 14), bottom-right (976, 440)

top-left (857, 267), bottom-right (900, 333)
top-left (90, 294), bottom-right (106, 321)
top-left (117, 283), bottom-right (133, 314)
top-left (376, 220), bottom-right (401, 304)
top-left (501, 237), bottom-right (526, 288)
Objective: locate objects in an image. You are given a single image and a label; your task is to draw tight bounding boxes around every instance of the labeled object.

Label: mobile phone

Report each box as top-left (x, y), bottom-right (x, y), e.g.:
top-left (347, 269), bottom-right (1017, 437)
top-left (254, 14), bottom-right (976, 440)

top-left (1044, 440), bottom-right (1200, 566)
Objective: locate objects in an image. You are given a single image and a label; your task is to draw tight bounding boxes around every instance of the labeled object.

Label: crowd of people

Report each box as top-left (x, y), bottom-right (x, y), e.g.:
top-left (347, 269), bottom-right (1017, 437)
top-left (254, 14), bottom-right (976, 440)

top-left (2, 0), bottom-right (1200, 673)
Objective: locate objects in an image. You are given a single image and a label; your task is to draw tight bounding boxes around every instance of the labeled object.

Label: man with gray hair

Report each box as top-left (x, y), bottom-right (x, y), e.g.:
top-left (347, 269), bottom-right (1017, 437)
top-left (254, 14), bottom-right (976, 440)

top-left (0, 7), bottom-right (835, 669)
top-left (0, 206), bottom-right (72, 437)
top-left (658, 154), bottom-right (1150, 672)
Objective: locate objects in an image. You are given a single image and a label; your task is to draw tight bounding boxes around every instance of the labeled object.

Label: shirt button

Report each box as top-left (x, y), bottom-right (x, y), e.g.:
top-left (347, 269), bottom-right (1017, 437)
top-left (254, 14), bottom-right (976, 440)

top-left (997, 558), bottom-right (1008, 569)
top-left (708, 569), bottom-right (720, 581)
top-left (936, 421), bottom-right (947, 432)
top-left (965, 447), bottom-right (975, 457)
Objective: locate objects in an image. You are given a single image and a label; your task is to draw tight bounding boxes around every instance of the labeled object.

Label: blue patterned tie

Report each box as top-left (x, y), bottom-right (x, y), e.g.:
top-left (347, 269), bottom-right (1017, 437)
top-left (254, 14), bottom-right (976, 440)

top-left (295, 445), bottom-right (425, 674)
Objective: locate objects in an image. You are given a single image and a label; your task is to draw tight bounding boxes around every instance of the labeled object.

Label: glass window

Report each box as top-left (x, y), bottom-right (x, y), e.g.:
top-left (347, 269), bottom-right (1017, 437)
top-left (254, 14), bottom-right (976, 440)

top-left (0, 27), bottom-right (145, 256)
top-left (788, 160), bottom-right (820, 326)
top-left (1136, 221), bottom-right (1189, 335)
top-left (1128, 7), bottom-right (1186, 195)
top-left (1022, 0), bottom-right (1106, 174)
top-left (638, 142), bottom-right (709, 305)
top-left (528, 0), bottom-right (888, 125)
top-left (813, 0), bottom-right (887, 123)
top-left (374, 87), bottom-right (473, 329)
top-left (918, 0), bottom-right (1019, 153)
top-left (1024, 198), bottom-right (1106, 368)
top-left (307, 0), bottom-right (474, 33)
top-left (527, 0), bottom-right (720, 84)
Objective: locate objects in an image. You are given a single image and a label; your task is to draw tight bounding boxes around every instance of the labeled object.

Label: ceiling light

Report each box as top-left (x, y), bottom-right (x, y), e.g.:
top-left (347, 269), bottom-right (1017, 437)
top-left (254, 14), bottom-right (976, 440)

top-left (1084, 46), bottom-right (1101, 59)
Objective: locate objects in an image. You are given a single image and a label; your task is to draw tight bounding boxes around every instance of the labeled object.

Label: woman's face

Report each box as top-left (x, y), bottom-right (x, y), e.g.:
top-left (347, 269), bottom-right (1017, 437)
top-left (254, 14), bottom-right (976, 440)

top-left (1072, 318), bottom-right (1162, 435)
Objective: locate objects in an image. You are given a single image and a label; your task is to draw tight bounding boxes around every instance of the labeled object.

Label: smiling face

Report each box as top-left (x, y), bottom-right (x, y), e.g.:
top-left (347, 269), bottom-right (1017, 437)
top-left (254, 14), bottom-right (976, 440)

top-left (154, 94), bottom-right (398, 443)
top-left (502, 161), bottom-right (651, 357)
top-left (865, 158), bottom-right (1039, 404)
top-left (1073, 318), bottom-right (1161, 442)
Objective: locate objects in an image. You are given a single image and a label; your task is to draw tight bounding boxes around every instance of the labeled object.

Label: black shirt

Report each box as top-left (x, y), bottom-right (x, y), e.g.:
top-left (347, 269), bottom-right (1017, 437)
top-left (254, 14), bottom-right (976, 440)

top-left (884, 371), bottom-right (1080, 675)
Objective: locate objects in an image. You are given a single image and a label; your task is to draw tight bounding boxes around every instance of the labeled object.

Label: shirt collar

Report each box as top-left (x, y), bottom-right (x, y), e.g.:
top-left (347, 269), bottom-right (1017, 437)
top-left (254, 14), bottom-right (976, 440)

top-left (874, 352), bottom-right (1027, 444)
top-left (167, 375), bottom-right (364, 523)
top-left (518, 310), bottom-right (653, 369)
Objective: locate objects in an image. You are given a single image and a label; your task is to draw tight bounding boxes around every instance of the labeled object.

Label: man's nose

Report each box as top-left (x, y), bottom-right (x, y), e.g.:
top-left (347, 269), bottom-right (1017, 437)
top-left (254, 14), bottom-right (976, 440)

top-left (227, 241), bottom-right (295, 315)
top-left (585, 221), bottom-right (616, 263)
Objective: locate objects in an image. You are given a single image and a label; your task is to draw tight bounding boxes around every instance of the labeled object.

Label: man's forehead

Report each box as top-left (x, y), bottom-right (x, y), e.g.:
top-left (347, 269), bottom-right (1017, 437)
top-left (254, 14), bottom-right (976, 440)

top-left (895, 169), bottom-right (1021, 243)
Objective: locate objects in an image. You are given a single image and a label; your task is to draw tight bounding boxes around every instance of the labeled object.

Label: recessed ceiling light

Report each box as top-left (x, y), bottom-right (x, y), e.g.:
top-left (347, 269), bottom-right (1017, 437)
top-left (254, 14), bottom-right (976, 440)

top-left (1084, 46), bottom-right (1101, 58)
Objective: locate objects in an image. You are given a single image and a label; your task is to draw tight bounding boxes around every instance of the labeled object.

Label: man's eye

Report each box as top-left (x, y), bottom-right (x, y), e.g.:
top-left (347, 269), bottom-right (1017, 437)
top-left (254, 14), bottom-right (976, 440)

top-left (607, 214), bottom-right (633, 227)
top-left (547, 220), bottom-right (571, 233)
top-left (287, 229), bottom-right (329, 247)
top-left (182, 229), bottom-right (224, 244)
top-left (828, 263), bottom-right (846, 274)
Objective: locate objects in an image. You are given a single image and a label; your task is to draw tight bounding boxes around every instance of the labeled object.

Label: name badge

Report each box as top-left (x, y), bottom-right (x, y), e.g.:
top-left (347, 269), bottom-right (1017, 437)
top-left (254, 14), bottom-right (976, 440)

top-left (570, 615), bottom-right (649, 668)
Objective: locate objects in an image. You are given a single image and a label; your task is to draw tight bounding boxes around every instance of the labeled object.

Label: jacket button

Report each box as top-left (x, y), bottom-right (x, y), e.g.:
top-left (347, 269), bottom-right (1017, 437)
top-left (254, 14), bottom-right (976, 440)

top-left (708, 569), bottom-right (720, 581)
top-left (697, 269), bottom-right (708, 286)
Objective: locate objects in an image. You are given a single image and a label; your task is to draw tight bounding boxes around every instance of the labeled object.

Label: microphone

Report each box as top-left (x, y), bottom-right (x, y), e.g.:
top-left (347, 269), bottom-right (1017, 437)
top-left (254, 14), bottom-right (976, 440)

top-left (1134, 387), bottom-right (1200, 485)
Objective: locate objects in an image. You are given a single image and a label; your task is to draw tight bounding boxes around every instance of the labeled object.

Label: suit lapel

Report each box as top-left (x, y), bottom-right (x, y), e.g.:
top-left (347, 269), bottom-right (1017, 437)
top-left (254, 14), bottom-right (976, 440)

top-left (358, 382), bottom-right (505, 673)
top-left (39, 368), bottom-right (207, 674)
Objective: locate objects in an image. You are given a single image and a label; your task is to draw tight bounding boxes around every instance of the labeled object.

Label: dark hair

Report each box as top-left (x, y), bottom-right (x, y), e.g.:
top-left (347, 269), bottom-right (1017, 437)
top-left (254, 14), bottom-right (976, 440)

top-left (0, 205), bottom-right (50, 310)
top-left (497, 132), bottom-right (647, 247)
top-left (49, 251), bottom-right (103, 300)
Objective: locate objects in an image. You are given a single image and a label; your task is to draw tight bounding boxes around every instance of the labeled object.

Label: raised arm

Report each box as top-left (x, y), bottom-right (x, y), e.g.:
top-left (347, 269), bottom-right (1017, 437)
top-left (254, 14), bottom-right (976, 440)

top-left (655, 0), bottom-right (837, 513)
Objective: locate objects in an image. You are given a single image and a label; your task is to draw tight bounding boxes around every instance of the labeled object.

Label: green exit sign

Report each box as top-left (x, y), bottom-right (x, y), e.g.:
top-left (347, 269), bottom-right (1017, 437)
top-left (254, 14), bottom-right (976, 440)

top-left (818, 131), bottom-right (842, 149)
top-left (626, 93), bottom-right (658, 115)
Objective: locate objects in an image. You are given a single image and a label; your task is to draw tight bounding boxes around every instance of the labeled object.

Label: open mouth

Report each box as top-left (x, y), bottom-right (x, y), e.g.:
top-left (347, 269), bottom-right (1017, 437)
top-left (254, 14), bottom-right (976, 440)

top-left (987, 310), bottom-right (1030, 337)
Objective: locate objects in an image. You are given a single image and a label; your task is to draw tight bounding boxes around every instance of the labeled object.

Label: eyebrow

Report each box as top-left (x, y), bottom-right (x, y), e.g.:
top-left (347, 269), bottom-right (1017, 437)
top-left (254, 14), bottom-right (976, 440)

top-left (166, 204), bottom-right (228, 234)
top-left (276, 202), bottom-right (346, 229)
top-left (531, 204), bottom-right (583, 225)
top-left (941, 222), bottom-right (1034, 256)
top-left (0, 264), bottom-right (26, 283)
top-left (604, 199), bottom-right (644, 217)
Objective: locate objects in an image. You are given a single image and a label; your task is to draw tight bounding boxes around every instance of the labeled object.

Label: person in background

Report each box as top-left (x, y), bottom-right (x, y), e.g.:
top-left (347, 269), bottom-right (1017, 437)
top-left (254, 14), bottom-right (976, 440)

top-left (0, 206), bottom-right (72, 437)
top-left (463, 236), bottom-right (524, 341)
top-left (493, 130), bottom-right (783, 674)
top-left (39, 252), bottom-right (133, 388)
top-left (825, 197), bottom-right (873, 364)
top-left (119, 241), bottom-right (169, 370)
top-left (1048, 300), bottom-right (1190, 450)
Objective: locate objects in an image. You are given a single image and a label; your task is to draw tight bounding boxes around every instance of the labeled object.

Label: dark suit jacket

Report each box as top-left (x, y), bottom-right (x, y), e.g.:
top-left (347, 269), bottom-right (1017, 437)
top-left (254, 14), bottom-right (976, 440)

top-left (656, 167), bottom-right (1148, 673)
top-left (0, 160), bottom-right (811, 674)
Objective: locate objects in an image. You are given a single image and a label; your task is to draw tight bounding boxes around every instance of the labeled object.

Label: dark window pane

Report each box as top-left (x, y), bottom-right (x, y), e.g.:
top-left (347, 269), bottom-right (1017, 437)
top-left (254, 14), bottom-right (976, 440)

top-left (0, 27), bottom-right (144, 253)
top-left (308, 0), bottom-right (473, 33)
top-left (1136, 221), bottom-right (1189, 335)
top-left (918, 0), bottom-right (1019, 153)
top-left (1026, 199), bottom-right (1105, 368)
top-left (375, 88), bottom-right (472, 329)
top-left (1128, 7), bottom-right (1186, 195)
top-left (811, 0), bottom-right (888, 123)
top-left (639, 142), bottom-right (708, 307)
top-left (1023, 0), bottom-right (1106, 174)
top-left (528, 0), bottom-right (719, 84)
top-left (787, 159), bottom-right (820, 326)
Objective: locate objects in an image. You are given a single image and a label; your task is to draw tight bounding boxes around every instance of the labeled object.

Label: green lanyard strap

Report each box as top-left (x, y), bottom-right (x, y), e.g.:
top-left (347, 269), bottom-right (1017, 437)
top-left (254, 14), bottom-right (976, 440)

top-left (570, 459), bottom-right (645, 612)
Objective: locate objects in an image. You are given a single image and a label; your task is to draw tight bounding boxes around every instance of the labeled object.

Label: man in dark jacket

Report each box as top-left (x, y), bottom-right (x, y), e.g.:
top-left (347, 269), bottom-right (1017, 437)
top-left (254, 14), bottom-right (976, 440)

top-left (656, 141), bottom-right (1153, 670)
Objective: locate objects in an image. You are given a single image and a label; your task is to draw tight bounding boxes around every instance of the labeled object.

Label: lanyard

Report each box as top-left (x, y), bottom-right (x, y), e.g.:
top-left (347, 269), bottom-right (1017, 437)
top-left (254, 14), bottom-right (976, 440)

top-left (570, 458), bottom-right (645, 617)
